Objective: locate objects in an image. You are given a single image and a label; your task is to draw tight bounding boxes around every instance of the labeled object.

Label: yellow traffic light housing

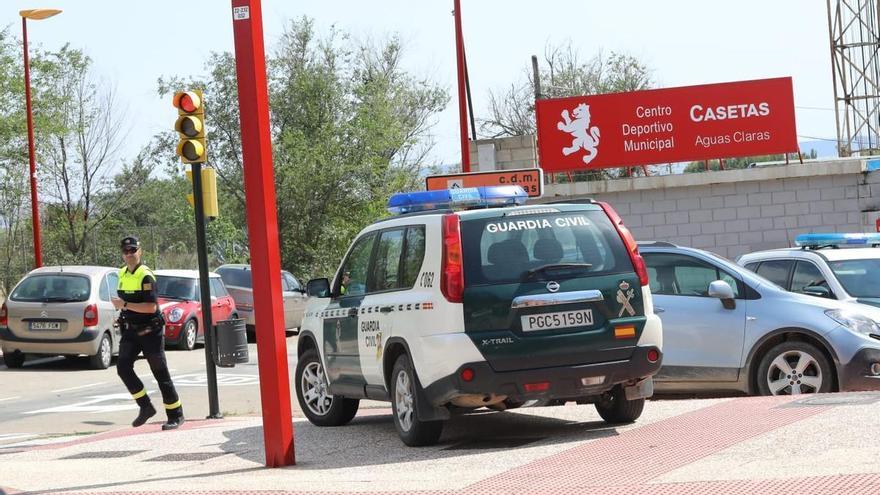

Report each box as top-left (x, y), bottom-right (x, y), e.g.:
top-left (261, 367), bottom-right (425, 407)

top-left (186, 167), bottom-right (219, 218)
top-left (173, 90), bottom-right (207, 163)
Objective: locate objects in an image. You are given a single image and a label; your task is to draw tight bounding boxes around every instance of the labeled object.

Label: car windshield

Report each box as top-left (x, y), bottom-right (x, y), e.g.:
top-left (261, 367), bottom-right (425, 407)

top-left (460, 209), bottom-right (632, 286)
top-left (828, 258), bottom-right (880, 297)
top-left (217, 267), bottom-right (252, 288)
top-left (10, 274), bottom-right (91, 302)
top-left (156, 276), bottom-right (198, 301)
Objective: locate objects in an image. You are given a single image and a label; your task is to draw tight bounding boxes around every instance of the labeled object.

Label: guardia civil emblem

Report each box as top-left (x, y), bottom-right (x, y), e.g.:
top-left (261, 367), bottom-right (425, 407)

top-left (617, 281), bottom-right (636, 317)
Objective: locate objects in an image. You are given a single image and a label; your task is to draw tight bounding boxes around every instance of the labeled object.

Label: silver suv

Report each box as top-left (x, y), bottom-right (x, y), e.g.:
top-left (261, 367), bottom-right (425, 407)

top-left (0, 266), bottom-right (120, 369)
top-left (639, 242), bottom-right (880, 395)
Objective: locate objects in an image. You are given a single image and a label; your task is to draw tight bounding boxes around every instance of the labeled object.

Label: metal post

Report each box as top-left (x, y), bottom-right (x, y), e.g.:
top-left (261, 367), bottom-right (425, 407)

top-left (453, 0), bottom-right (470, 172)
top-left (191, 161), bottom-right (221, 419)
top-left (462, 44), bottom-right (477, 142)
top-left (22, 18), bottom-right (42, 268)
top-left (230, 0), bottom-right (295, 468)
top-left (532, 55), bottom-right (542, 100)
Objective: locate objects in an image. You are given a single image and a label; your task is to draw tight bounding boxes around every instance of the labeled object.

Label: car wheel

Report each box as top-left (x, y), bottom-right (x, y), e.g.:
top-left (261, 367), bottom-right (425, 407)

top-left (295, 349), bottom-right (359, 426)
top-left (177, 319), bottom-right (197, 351)
top-left (3, 350), bottom-right (25, 369)
top-left (390, 354), bottom-right (443, 446)
top-left (89, 333), bottom-right (112, 370)
top-left (594, 386), bottom-right (645, 424)
top-left (757, 341), bottom-right (833, 395)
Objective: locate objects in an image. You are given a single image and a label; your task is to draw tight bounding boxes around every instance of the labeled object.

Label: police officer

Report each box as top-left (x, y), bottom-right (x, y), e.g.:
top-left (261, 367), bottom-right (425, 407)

top-left (111, 236), bottom-right (184, 430)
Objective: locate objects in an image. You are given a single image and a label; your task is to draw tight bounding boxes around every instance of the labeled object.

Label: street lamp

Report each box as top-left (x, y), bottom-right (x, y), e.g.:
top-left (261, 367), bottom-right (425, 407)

top-left (20, 8), bottom-right (62, 269)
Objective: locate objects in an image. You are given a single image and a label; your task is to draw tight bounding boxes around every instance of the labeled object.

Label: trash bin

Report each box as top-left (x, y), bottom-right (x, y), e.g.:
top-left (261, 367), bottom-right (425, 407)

top-left (212, 318), bottom-right (249, 368)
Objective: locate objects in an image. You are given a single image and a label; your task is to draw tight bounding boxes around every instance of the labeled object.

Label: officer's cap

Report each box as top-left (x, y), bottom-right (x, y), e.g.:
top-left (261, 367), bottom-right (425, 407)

top-left (120, 236), bottom-right (141, 250)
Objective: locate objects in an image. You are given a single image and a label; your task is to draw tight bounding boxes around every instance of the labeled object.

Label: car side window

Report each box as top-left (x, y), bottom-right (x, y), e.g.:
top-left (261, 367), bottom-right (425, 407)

top-left (792, 261), bottom-right (829, 295)
top-left (284, 272), bottom-right (301, 292)
top-left (400, 226), bottom-right (426, 289)
top-left (209, 279), bottom-right (228, 298)
top-left (338, 232), bottom-right (377, 297)
top-left (371, 229), bottom-right (406, 292)
top-left (280, 275), bottom-right (292, 292)
top-left (99, 274), bottom-right (111, 301)
top-left (744, 262), bottom-right (759, 272)
top-left (644, 253), bottom-right (740, 298)
top-left (755, 260), bottom-right (794, 289)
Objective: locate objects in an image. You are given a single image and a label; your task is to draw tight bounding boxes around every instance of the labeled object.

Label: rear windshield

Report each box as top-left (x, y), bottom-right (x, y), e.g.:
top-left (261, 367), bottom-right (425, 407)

top-left (156, 276), bottom-right (198, 301)
top-left (10, 274), bottom-right (91, 302)
top-left (460, 209), bottom-right (633, 286)
top-left (216, 267), bottom-right (252, 288)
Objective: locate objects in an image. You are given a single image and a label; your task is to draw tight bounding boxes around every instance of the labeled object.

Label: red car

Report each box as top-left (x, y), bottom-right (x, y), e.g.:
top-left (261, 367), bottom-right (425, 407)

top-left (154, 270), bottom-right (238, 351)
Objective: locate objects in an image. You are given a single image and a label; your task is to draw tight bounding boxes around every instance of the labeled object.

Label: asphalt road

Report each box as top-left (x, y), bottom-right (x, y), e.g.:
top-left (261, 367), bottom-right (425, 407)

top-left (0, 335), bottom-right (302, 446)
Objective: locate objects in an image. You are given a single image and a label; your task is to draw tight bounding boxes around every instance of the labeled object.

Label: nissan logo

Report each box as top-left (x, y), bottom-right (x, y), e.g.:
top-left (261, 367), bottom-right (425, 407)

top-left (546, 281), bottom-right (560, 293)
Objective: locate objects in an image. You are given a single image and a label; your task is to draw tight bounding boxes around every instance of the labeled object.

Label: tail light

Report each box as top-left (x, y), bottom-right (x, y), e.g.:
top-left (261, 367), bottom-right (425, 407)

top-left (597, 201), bottom-right (649, 286)
top-left (441, 213), bottom-right (464, 303)
top-left (0, 302), bottom-right (7, 327)
top-left (83, 304), bottom-right (99, 327)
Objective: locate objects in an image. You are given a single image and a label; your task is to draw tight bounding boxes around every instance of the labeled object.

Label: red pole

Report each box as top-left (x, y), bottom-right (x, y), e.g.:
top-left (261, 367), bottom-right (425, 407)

top-left (230, 0), bottom-right (294, 467)
top-left (22, 17), bottom-right (42, 268)
top-left (453, 0), bottom-right (470, 172)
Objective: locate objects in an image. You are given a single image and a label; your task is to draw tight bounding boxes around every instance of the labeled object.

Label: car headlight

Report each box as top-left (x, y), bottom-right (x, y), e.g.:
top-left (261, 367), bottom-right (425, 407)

top-left (168, 307), bottom-right (184, 323)
top-left (825, 309), bottom-right (880, 336)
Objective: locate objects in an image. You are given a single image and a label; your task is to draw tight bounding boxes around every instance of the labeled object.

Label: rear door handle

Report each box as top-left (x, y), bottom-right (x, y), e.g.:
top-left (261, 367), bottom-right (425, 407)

top-left (347, 308), bottom-right (359, 318)
top-left (380, 306), bottom-right (394, 314)
top-left (654, 307), bottom-right (665, 314)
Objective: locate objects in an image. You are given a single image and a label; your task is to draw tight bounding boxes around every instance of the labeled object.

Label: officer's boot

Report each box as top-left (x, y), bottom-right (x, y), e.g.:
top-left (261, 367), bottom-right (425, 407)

top-left (132, 396), bottom-right (156, 427)
top-left (162, 406), bottom-right (185, 431)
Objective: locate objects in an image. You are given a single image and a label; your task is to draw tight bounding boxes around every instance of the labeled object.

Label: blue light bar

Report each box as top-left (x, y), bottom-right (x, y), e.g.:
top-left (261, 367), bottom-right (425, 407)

top-left (795, 233), bottom-right (880, 247)
top-left (387, 186), bottom-right (528, 214)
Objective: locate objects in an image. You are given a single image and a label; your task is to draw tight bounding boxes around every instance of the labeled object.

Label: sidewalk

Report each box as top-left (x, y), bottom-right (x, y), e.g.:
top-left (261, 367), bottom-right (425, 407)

top-left (3, 393), bottom-right (880, 494)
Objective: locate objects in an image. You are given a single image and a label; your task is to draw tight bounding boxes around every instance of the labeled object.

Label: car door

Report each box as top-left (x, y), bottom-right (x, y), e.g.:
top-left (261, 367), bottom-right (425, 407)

top-left (209, 278), bottom-right (234, 323)
top-left (283, 272), bottom-right (307, 330)
top-left (323, 231), bottom-right (376, 396)
top-left (645, 252), bottom-right (747, 382)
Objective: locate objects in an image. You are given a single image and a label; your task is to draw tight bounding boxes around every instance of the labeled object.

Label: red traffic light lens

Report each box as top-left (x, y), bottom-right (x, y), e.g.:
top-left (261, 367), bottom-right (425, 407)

top-left (179, 94), bottom-right (197, 113)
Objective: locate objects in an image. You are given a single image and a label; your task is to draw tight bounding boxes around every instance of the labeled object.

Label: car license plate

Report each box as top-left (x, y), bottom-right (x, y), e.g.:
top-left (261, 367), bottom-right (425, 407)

top-left (30, 321), bottom-right (61, 330)
top-left (521, 309), bottom-right (593, 332)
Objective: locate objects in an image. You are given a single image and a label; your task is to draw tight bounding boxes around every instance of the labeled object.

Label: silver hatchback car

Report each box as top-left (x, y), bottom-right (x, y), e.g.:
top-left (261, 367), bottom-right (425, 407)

top-left (0, 266), bottom-right (121, 369)
top-left (215, 264), bottom-right (307, 336)
top-left (639, 242), bottom-right (880, 395)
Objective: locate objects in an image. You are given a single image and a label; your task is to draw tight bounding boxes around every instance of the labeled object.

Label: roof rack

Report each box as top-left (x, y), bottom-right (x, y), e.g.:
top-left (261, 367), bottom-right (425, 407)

top-left (544, 198), bottom-right (596, 205)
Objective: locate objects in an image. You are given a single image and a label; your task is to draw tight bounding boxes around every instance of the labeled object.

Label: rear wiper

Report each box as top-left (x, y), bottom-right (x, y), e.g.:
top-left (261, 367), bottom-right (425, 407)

top-left (524, 263), bottom-right (593, 280)
top-left (43, 297), bottom-right (79, 302)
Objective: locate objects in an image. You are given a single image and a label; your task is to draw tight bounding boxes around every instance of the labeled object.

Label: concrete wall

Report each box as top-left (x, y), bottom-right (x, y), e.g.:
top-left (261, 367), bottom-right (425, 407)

top-left (468, 135), bottom-right (538, 171)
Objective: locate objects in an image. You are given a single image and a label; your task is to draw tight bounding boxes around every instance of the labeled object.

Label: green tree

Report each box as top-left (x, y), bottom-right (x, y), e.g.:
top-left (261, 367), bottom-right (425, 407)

top-left (155, 17), bottom-right (449, 279)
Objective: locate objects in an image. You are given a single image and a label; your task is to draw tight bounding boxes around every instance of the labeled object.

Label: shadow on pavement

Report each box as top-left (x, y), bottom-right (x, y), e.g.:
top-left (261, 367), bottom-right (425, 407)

top-left (219, 407), bottom-right (620, 468)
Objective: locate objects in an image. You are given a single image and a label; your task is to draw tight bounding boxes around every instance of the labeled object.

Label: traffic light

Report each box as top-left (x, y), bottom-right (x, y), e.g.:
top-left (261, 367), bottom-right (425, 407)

top-left (173, 90), bottom-right (207, 163)
top-left (185, 167), bottom-right (219, 218)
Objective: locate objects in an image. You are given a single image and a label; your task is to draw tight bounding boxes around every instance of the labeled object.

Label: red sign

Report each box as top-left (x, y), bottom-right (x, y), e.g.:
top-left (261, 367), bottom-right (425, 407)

top-left (426, 168), bottom-right (544, 198)
top-left (535, 77), bottom-right (798, 172)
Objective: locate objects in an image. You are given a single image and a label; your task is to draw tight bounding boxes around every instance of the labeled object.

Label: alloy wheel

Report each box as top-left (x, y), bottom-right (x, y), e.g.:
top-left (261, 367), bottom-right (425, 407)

top-left (765, 350), bottom-right (823, 395)
top-left (394, 369), bottom-right (415, 432)
top-left (301, 361), bottom-right (332, 416)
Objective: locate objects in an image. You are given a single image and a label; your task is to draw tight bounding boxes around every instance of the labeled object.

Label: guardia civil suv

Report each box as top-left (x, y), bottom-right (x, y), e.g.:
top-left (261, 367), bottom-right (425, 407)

top-left (296, 186), bottom-right (662, 446)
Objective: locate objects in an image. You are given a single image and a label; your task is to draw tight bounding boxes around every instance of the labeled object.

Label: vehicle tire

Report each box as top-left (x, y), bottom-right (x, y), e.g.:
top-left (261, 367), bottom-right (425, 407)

top-left (295, 349), bottom-right (359, 426)
top-left (594, 386), bottom-right (645, 424)
top-left (3, 350), bottom-right (25, 369)
top-left (177, 319), bottom-right (197, 351)
top-left (89, 333), bottom-right (112, 370)
top-left (756, 341), bottom-right (834, 396)
top-left (390, 354), bottom-right (444, 446)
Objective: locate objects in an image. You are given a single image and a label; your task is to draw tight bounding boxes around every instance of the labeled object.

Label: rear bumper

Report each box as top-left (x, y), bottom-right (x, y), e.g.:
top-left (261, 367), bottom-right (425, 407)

top-left (0, 326), bottom-right (104, 356)
top-left (839, 346), bottom-right (880, 391)
top-left (423, 345), bottom-right (662, 405)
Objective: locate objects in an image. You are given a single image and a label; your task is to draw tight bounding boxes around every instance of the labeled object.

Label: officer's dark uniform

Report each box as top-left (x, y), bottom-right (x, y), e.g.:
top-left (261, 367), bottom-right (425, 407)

top-left (115, 236), bottom-right (184, 430)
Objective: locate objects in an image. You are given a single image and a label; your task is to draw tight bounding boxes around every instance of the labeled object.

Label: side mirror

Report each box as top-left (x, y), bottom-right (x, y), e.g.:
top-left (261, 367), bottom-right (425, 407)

top-left (307, 278), bottom-right (331, 298)
top-left (802, 285), bottom-right (833, 299)
top-left (708, 280), bottom-right (736, 310)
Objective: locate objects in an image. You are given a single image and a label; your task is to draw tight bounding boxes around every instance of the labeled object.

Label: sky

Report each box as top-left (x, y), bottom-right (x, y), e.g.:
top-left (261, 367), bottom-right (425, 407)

top-left (7, 0), bottom-right (836, 168)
